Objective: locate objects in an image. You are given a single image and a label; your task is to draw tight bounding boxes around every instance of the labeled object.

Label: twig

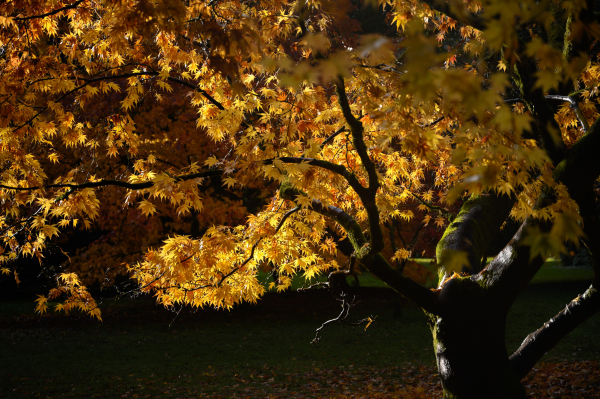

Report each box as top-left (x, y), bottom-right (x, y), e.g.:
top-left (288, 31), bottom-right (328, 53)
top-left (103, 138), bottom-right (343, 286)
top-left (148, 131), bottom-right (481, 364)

top-left (505, 95), bottom-right (589, 132)
top-left (217, 207), bottom-right (301, 285)
top-left (418, 116), bottom-right (445, 128)
top-left (545, 95), bottom-right (589, 133)
top-left (410, 192), bottom-right (452, 217)
top-left (13, 0), bottom-right (85, 21)
top-left (0, 169), bottom-right (223, 196)
top-left (320, 126), bottom-right (346, 149)
top-left (297, 281), bottom-right (328, 292)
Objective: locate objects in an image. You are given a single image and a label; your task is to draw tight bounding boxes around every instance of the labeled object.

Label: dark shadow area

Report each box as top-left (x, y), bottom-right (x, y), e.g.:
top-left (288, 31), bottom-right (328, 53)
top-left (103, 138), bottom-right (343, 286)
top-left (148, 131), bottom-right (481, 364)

top-left (1, 279), bottom-right (599, 398)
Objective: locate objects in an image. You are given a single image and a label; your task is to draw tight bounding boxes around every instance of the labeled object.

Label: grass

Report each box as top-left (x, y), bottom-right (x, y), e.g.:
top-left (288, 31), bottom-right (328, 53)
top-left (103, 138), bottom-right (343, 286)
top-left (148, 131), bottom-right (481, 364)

top-left (1, 289), bottom-right (431, 398)
top-left (1, 260), bottom-right (599, 398)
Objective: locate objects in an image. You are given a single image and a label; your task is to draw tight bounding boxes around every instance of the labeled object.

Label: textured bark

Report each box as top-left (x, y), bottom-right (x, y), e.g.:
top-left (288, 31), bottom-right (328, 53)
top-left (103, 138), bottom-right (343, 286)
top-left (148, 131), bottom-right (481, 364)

top-left (430, 115), bottom-right (600, 394)
top-left (506, 116), bottom-right (600, 376)
top-left (428, 277), bottom-right (526, 398)
top-left (436, 193), bottom-right (514, 278)
top-left (473, 219), bottom-right (547, 307)
top-left (510, 283), bottom-right (600, 379)
top-left (479, 117), bottom-right (600, 295)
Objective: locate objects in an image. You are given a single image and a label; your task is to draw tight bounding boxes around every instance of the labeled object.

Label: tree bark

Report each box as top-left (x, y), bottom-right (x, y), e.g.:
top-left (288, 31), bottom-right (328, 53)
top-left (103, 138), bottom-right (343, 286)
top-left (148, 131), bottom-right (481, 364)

top-left (427, 277), bottom-right (526, 398)
top-left (436, 193), bottom-right (514, 278)
top-left (510, 283), bottom-right (600, 379)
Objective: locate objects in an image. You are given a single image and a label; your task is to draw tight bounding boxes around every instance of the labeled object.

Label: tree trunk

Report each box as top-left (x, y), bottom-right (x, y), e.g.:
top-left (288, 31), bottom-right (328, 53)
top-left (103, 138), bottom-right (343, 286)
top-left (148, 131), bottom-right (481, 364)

top-left (427, 278), bottom-right (526, 399)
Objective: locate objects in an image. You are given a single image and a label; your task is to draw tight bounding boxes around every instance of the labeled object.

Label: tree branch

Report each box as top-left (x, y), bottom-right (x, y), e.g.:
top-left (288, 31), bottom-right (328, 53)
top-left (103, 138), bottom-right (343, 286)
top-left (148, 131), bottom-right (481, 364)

top-left (511, 58), bottom-right (566, 165)
top-left (510, 283), bottom-right (600, 379)
top-left (418, 116), bottom-right (445, 128)
top-left (265, 156), bottom-right (366, 198)
top-left (436, 193), bottom-right (515, 278)
top-left (320, 126), bottom-right (346, 149)
top-left (12, 71), bottom-right (226, 134)
top-left (420, 0), bottom-right (486, 31)
top-left (505, 95), bottom-right (589, 133)
top-left (0, 169), bottom-right (224, 195)
top-left (78, 72), bottom-right (226, 111)
top-left (13, 0), bottom-right (85, 21)
top-left (280, 186), bottom-right (438, 313)
top-left (335, 78), bottom-right (378, 192)
top-left (477, 115), bottom-right (600, 302)
top-left (545, 95), bottom-right (589, 132)
top-left (218, 206), bottom-right (301, 285)
top-left (473, 217), bottom-right (547, 304)
top-left (335, 77), bottom-right (384, 254)
top-left (410, 192), bottom-right (453, 218)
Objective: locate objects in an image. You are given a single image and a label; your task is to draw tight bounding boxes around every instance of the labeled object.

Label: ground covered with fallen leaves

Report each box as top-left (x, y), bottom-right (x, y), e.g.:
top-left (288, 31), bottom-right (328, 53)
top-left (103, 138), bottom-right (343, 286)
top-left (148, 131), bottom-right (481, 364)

top-left (6, 361), bottom-right (600, 398)
top-left (141, 361), bottom-right (600, 398)
top-left (2, 282), bottom-right (600, 398)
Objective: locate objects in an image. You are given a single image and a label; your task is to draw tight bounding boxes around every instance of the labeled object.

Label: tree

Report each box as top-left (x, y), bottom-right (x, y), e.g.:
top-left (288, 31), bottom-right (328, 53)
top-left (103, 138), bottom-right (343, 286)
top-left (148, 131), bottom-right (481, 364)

top-left (1, 0), bottom-right (599, 397)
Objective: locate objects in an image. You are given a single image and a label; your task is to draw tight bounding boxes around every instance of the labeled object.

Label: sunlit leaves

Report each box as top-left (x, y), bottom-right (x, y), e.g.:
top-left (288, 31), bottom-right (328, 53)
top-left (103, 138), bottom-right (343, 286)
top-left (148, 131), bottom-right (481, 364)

top-left (0, 0), bottom-right (598, 318)
top-left (138, 200), bottom-right (158, 217)
top-left (522, 213), bottom-right (584, 261)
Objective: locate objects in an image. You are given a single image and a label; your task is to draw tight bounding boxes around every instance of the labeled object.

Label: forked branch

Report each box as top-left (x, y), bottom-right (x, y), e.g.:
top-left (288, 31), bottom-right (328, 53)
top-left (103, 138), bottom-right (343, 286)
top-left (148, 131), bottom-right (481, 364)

top-left (335, 77), bottom-right (384, 254)
top-left (280, 186), bottom-right (438, 312)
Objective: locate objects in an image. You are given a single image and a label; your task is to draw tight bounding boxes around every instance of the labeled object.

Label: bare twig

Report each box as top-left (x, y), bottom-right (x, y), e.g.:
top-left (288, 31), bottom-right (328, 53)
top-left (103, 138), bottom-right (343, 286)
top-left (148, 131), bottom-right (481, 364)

top-left (545, 94), bottom-right (589, 132)
top-left (418, 116), bottom-right (445, 128)
top-left (505, 95), bottom-right (589, 133)
top-left (311, 294), bottom-right (377, 343)
top-left (320, 126), bottom-right (346, 149)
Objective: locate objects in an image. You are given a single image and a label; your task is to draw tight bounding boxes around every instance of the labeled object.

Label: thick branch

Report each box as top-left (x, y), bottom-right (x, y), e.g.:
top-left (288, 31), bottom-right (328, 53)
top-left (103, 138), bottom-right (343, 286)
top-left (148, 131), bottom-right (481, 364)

top-left (510, 283), bottom-right (600, 379)
top-left (334, 78), bottom-right (378, 192)
top-left (554, 116), bottom-right (600, 197)
top-left (280, 186), bottom-right (438, 313)
top-left (436, 193), bottom-right (515, 277)
top-left (474, 217), bottom-right (547, 305)
top-left (478, 115), bottom-right (600, 301)
top-left (335, 77), bottom-right (384, 254)
top-left (364, 253), bottom-right (438, 313)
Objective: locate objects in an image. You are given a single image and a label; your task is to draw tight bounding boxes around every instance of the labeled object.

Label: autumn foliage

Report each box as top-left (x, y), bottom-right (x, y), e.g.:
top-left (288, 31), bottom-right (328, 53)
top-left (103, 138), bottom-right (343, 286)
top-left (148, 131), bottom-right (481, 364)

top-left (2, 0), bottom-right (600, 396)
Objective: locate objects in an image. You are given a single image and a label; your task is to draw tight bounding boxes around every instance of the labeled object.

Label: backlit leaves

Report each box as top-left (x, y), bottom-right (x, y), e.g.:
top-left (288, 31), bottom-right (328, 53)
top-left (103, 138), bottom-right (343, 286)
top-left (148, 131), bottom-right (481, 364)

top-left (0, 0), bottom-right (597, 318)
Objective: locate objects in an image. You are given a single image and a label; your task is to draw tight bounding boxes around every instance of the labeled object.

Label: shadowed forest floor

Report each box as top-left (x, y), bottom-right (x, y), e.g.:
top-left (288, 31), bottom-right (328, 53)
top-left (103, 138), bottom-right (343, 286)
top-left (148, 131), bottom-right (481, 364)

top-left (1, 270), bottom-right (600, 398)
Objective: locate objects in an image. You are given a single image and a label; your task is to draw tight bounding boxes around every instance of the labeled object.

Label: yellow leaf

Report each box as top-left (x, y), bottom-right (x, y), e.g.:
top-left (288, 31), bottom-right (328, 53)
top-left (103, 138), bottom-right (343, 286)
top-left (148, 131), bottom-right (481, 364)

top-left (35, 295), bottom-right (48, 315)
top-left (138, 200), bottom-right (157, 217)
top-left (204, 156), bottom-right (219, 167)
top-left (222, 177), bottom-right (237, 188)
top-left (48, 153), bottom-right (59, 163)
top-left (295, 195), bottom-right (313, 209)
